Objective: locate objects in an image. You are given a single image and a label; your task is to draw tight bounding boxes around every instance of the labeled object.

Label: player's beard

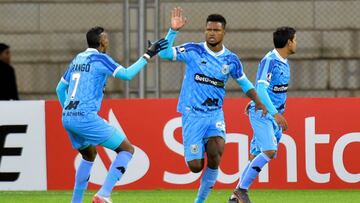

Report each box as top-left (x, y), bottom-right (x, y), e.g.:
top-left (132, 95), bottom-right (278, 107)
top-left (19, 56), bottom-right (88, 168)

top-left (207, 40), bottom-right (221, 48)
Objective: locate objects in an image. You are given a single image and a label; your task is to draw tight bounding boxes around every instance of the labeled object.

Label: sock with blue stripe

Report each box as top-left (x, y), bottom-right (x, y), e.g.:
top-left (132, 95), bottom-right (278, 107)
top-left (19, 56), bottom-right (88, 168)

top-left (72, 158), bottom-right (93, 203)
top-left (239, 152), bottom-right (270, 190)
top-left (194, 167), bottom-right (218, 203)
top-left (98, 151), bottom-right (133, 197)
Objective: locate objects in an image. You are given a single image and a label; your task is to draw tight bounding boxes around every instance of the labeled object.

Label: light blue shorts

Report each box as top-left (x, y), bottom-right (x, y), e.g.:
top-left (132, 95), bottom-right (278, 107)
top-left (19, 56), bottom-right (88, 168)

top-left (248, 108), bottom-right (282, 156)
top-left (181, 109), bottom-right (226, 162)
top-left (62, 112), bottom-right (125, 150)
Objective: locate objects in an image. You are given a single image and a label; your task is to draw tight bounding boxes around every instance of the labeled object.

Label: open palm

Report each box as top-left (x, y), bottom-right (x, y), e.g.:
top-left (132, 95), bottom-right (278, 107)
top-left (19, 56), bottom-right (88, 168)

top-left (171, 7), bottom-right (187, 31)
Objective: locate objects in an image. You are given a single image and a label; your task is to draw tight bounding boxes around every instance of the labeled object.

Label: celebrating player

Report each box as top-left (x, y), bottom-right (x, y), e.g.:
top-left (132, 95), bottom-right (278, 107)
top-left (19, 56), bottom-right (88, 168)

top-left (56, 26), bottom-right (167, 203)
top-left (159, 7), bottom-right (267, 203)
top-left (228, 27), bottom-right (296, 203)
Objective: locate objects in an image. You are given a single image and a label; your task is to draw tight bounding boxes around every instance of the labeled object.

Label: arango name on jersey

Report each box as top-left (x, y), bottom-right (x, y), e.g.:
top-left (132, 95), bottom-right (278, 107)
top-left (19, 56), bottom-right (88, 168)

top-left (72, 64), bottom-right (91, 72)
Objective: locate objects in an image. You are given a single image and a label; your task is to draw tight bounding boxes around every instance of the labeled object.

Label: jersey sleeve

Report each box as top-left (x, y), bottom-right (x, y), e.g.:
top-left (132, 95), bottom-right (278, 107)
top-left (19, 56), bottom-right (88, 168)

top-left (229, 55), bottom-right (245, 80)
top-left (89, 54), bottom-right (123, 76)
top-left (62, 63), bottom-right (72, 85)
top-left (174, 42), bottom-right (195, 62)
top-left (256, 58), bottom-right (275, 87)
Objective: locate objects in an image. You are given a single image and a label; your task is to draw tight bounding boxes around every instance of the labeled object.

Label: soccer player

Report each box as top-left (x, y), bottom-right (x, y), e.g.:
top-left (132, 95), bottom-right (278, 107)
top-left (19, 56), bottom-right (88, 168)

top-left (159, 7), bottom-right (267, 203)
top-left (56, 26), bottom-right (167, 203)
top-left (228, 27), bottom-right (296, 203)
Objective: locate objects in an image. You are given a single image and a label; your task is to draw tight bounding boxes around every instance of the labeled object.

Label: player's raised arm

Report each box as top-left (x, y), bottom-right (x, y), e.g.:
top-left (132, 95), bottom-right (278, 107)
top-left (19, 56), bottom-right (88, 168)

top-left (159, 7), bottom-right (187, 60)
top-left (114, 38), bottom-right (168, 80)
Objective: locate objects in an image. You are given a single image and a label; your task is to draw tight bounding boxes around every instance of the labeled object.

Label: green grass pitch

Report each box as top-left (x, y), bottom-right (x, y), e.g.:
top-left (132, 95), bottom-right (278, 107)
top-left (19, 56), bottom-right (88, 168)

top-left (0, 189), bottom-right (359, 203)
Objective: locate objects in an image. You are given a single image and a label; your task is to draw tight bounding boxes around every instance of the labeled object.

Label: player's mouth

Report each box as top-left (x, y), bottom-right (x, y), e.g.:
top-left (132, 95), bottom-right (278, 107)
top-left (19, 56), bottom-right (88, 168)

top-left (208, 37), bottom-right (216, 42)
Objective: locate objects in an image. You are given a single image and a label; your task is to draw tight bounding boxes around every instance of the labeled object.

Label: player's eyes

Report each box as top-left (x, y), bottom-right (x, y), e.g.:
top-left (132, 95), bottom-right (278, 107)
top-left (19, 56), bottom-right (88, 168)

top-left (207, 29), bottom-right (221, 32)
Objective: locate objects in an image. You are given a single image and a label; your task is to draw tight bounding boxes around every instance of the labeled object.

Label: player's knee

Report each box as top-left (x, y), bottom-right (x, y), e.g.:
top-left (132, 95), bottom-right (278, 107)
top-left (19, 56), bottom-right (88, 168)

top-left (263, 150), bottom-right (276, 159)
top-left (188, 161), bottom-right (203, 173)
top-left (189, 165), bottom-right (203, 173)
top-left (115, 144), bottom-right (134, 154)
top-left (125, 144), bottom-right (135, 155)
top-left (81, 151), bottom-right (97, 162)
top-left (79, 146), bottom-right (97, 161)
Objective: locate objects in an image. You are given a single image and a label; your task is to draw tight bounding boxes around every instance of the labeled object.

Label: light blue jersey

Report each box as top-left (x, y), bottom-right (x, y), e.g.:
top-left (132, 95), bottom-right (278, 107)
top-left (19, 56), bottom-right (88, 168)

top-left (159, 29), bottom-right (254, 162)
top-left (249, 49), bottom-right (291, 155)
top-left (174, 42), bottom-right (245, 113)
top-left (61, 48), bottom-right (122, 114)
top-left (254, 49), bottom-right (290, 113)
top-left (59, 48), bottom-right (126, 149)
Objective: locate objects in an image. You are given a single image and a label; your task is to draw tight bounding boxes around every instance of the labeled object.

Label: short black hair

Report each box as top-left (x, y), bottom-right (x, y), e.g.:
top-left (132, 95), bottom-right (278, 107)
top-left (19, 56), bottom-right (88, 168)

top-left (86, 26), bottom-right (105, 48)
top-left (0, 43), bottom-right (10, 53)
top-left (206, 14), bottom-right (226, 29)
top-left (273, 26), bottom-right (296, 48)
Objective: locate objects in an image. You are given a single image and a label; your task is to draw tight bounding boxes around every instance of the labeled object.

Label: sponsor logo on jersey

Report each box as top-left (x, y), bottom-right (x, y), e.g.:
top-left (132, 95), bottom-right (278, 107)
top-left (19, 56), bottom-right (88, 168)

top-left (194, 73), bottom-right (225, 88)
top-left (272, 84), bottom-right (288, 93)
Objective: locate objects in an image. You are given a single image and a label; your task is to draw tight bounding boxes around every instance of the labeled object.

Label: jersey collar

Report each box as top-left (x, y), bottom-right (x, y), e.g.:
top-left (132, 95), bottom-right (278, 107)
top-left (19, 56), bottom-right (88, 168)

top-left (85, 48), bottom-right (99, 53)
top-left (273, 49), bottom-right (287, 63)
top-left (204, 42), bottom-right (225, 57)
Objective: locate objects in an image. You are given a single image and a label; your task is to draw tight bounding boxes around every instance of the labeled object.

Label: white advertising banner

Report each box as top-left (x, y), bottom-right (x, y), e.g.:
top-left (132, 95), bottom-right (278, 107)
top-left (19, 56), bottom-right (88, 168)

top-left (0, 101), bottom-right (47, 190)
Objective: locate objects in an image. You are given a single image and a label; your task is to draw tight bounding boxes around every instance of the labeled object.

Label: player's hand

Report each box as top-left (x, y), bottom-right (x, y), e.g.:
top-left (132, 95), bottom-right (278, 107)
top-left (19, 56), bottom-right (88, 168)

top-left (274, 113), bottom-right (288, 131)
top-left (145, 38), bottom-right (169, 58)
top-left (254, 101), bottom-right (267, 117)
top-left (171, 7), bottom-right (187, 31)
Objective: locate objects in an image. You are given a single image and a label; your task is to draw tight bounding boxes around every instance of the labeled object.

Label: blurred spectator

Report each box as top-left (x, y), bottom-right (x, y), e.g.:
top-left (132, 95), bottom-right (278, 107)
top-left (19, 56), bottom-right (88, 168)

top-left (0, 43), bottom-right (19, 100)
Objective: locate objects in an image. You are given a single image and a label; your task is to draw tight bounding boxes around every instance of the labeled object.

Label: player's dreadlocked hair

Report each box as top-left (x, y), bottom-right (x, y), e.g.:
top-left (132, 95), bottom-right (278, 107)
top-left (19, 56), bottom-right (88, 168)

top-left (273, 26), bottom-right (296, 48)
top-left (206, 14), bottom-right (227, 29)
top-left (86, 26), bottom-right (105, 48)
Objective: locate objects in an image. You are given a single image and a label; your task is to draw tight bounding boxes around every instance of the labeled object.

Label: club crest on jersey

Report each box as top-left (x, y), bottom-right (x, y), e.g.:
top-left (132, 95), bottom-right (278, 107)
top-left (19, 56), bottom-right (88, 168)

top-left (179, 46), bottom-right (186, 53)
top-left (221, 64), bottom-right (229, 74)
top-left (190, 144), bottom-right (199, 154)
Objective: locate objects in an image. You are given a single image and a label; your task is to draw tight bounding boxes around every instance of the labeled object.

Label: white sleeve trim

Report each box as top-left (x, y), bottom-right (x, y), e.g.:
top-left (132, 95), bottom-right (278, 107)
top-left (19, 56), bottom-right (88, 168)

top-left (258, 80), bottom-right (270, 87)
top-left (61, 77), bottom-right (69, 85)
top-left (112, 66), bottom-right (124, 77)
top-left (172, 47), bottom-right (177, 61)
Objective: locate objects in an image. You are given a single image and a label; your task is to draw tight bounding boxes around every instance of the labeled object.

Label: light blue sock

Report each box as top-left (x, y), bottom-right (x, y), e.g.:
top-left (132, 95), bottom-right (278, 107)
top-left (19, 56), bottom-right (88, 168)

top-left (194, 167), bottom-right (218, 203)
top-left (236, 161), bottom-right (251, 189)
top-left (98, 151), bottom-right (133, 197)
top-left (239, 153), bottom-right (270, 190)
top-left (72, 158), bottom-right (93, 203)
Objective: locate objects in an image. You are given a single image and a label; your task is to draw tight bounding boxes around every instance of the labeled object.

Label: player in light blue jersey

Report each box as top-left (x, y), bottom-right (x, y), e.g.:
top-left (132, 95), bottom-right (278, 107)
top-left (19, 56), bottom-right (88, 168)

top-left (56, 26), bottom-right (167, 203)
top-left (159, 8), bottom-right (267, 203)
top-left (228, 27), bottom-right (296, 203)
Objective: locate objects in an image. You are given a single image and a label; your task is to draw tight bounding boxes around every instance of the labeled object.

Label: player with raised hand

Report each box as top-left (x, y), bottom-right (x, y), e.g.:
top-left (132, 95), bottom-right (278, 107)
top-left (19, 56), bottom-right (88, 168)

top-left (159, 7), bottom-right (267, 203)
top-left (228, 27), bottom-right (296, 203)
top-left (56, 26), bottom-right (167, 203)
